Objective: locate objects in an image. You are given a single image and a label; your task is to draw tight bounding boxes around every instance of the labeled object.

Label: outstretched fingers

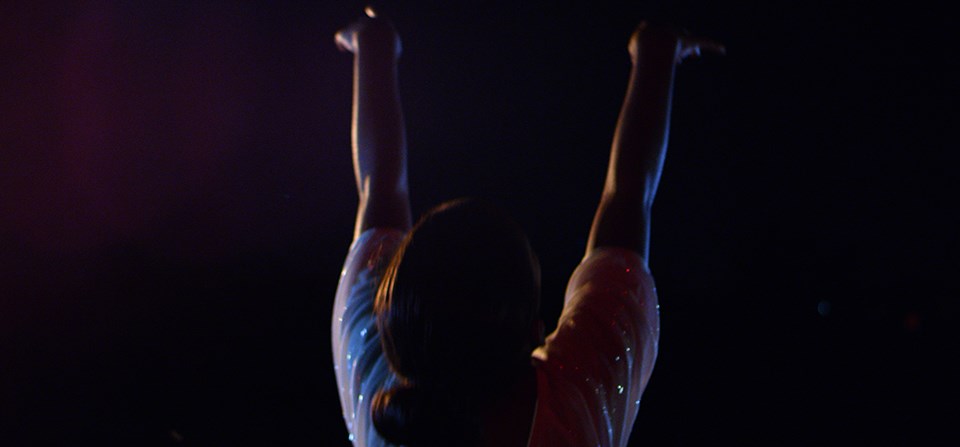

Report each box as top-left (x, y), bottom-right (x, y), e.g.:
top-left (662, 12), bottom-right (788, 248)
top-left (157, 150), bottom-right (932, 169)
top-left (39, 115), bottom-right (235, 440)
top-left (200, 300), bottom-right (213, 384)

top-left (628, 22), bottom-right (725, 65)
top-left (677, 36), bottom-right (726, 63)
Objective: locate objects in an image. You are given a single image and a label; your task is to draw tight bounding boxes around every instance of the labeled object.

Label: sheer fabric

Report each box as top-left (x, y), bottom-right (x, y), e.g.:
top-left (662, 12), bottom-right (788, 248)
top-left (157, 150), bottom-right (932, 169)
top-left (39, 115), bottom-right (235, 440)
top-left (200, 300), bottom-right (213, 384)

top-left (332, 229), bottom-right (659, 447)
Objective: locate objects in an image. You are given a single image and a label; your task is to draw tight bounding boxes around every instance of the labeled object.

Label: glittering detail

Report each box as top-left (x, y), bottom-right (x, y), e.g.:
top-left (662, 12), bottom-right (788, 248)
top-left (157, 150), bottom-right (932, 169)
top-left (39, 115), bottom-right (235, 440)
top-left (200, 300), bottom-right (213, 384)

top-left (529, 246), bottom-right (660, 447)
top-left (332, 229), bottom-right (406, 446)
top-left (334, 233), bottom-right (659, 447)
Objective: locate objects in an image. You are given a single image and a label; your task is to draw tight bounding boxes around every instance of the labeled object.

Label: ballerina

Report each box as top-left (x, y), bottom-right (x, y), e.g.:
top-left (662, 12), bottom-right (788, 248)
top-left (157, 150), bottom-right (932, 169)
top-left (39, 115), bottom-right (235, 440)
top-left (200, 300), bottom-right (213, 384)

top-left (331, 8), bottom-right (723, 446)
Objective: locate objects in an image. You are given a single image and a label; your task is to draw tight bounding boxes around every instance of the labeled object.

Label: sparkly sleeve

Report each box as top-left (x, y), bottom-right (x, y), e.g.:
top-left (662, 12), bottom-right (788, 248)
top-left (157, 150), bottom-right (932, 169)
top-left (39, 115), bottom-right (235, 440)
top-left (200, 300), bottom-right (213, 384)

top-left (530, 247), bottom-right (660, 447)
top-left (332, 228), bottom-right (406, 447)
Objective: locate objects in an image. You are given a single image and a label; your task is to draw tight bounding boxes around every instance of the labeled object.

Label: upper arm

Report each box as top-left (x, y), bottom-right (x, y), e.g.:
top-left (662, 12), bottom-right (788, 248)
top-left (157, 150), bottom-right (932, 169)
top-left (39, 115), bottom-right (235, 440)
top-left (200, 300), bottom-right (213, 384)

top-left (332, 229), bottom-right (406, 440)
top-left (561, 247), bottom-right (659, 379)
top-left (533, 247), bottom-right (659, 445)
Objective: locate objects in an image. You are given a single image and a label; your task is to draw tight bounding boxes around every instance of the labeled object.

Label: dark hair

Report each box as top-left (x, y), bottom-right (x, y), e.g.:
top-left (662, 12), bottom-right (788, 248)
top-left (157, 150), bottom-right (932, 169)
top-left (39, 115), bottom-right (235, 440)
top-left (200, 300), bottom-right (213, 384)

top-left (371, 198), bottom-right (541, 446)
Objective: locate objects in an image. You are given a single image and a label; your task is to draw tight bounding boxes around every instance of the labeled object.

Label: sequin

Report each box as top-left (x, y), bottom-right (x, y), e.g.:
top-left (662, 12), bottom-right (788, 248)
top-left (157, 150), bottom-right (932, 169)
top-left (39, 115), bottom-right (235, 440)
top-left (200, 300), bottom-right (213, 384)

top-left (333, 231), bottom-right (661, 447)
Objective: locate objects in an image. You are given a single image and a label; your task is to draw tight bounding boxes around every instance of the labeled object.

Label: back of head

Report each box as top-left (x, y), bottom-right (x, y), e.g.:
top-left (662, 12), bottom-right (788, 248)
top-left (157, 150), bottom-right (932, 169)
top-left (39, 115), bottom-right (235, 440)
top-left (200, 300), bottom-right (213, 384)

top-left (371, 198), bottom-right (541, 446)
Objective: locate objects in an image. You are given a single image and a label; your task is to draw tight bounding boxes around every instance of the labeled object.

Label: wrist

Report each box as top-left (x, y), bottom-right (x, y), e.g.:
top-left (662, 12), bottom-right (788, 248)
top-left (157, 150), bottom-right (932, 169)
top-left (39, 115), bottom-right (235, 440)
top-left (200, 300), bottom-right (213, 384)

top-left (356, 19), bottom-right (402, 59)
top-left (629, 24), bottom-right (682, 65)
top-left (357, 47), bottom-right (400, 65)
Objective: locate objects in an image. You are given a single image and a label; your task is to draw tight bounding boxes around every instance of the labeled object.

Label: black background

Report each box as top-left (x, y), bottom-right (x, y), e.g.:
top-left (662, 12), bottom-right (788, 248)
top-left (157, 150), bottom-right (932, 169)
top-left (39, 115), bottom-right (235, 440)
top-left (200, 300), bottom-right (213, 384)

top-left (1, 0), bottom-right (956, 445)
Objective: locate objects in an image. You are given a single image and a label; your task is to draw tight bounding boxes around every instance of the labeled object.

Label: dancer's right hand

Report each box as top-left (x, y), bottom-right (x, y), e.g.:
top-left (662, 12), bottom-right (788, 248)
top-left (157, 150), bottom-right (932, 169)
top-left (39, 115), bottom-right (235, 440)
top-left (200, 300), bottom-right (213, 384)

top-left (628, 22), bottom-right (725, 65)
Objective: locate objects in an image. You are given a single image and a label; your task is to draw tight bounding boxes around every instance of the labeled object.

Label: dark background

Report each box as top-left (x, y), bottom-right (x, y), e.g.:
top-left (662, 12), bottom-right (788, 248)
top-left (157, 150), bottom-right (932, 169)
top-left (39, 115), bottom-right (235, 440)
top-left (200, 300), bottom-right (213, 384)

top-left (1, 0), bottom-right (956, 445)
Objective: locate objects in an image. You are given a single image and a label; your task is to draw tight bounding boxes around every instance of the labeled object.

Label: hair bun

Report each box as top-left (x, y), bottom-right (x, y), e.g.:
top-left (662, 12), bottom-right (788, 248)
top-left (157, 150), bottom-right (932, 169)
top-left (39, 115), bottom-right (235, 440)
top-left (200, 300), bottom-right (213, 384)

top-left (371, 383), bottom-right (426, 445)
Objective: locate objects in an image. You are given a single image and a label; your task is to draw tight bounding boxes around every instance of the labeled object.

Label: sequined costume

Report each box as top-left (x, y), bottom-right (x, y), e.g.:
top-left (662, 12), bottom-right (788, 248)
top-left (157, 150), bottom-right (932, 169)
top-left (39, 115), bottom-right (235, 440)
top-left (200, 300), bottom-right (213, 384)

top-left (332, 228), bottom-right (660, 446)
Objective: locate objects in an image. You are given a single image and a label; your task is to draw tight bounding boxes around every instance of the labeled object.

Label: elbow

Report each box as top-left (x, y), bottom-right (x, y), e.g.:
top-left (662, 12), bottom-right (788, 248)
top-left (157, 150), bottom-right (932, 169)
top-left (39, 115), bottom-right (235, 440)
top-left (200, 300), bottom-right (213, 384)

top-left (358, 174), bottom-right (409, 203)
top-left (599, 189), bottom-right (654, 221)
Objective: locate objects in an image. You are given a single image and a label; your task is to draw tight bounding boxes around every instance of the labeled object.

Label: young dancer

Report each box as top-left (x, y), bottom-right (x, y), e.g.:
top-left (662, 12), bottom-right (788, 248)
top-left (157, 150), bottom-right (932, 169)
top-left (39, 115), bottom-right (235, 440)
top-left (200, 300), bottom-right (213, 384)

top-left (331, 8), bottom-right (722, 446)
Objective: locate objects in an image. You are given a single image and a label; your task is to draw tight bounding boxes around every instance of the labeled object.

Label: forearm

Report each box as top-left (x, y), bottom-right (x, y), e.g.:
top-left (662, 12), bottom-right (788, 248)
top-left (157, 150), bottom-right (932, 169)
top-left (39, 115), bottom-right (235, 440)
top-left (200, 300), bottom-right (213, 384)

top-left (348, 29), bottom-right (412, 237)
top-left (605, 45), bottom-right (677, 206)
top-left (587, 34), bottom-right (680, 259)
top-left (352, 51), bottom-right (407, 197)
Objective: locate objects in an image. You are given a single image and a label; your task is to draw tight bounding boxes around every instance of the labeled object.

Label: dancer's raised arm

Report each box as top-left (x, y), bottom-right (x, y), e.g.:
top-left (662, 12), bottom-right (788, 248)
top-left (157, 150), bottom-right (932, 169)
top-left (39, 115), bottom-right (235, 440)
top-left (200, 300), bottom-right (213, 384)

top-left (586, 23), bottom-right (724, 261)
top-left (336, 8), bottom-right (412, 239)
